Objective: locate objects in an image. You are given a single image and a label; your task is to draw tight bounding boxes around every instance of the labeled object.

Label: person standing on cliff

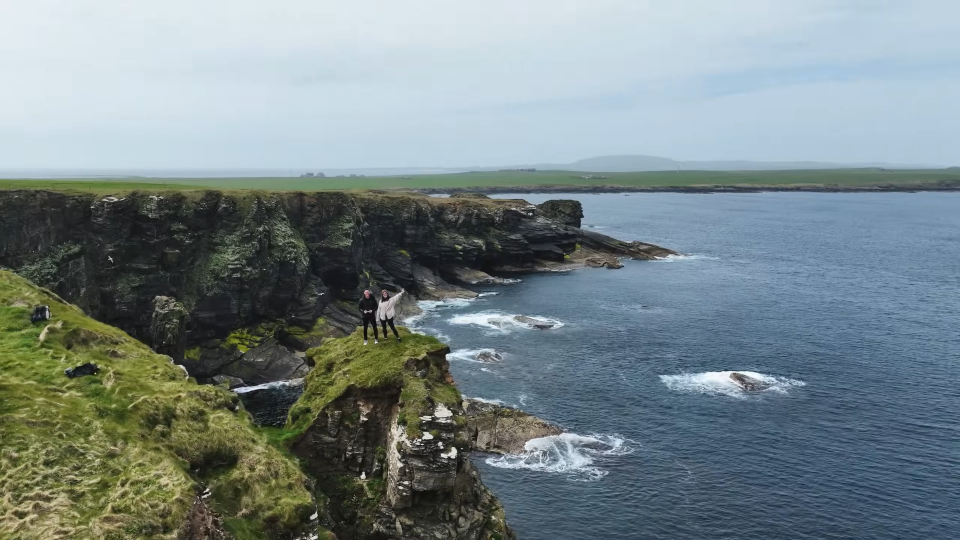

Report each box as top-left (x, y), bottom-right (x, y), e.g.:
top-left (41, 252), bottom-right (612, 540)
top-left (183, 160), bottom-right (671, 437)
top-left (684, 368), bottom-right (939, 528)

top-left (378, 288), bottom-right (405, 343)
top-left (358, 289), bottom-right (379, 345)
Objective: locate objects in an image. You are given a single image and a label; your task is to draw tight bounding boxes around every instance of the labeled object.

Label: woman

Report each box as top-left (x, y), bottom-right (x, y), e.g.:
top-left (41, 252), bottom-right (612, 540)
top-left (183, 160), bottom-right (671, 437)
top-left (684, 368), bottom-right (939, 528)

top-left (377, 288), bottom-right (405, 342)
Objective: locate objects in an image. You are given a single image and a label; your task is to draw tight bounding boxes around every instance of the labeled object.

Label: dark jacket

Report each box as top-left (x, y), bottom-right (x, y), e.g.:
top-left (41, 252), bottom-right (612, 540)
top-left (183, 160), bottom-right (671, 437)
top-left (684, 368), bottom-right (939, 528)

top-left (358, 295), bottom-right (378, 316)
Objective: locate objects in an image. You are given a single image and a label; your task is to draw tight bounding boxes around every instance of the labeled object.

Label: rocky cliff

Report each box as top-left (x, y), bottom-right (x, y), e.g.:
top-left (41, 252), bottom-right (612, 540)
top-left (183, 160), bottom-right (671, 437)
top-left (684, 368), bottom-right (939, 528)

top-left (285, 328), bottom-right (513, 540)
top-left (0, 189), bottom-right (674, 384)
top-left (0, 188), bottom-right (675, 539)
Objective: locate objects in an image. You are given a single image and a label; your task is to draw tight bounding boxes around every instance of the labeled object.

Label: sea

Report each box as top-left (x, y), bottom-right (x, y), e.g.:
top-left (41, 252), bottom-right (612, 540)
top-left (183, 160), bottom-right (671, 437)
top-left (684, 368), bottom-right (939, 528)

top-left (407, 192), bottom-right (960, 540)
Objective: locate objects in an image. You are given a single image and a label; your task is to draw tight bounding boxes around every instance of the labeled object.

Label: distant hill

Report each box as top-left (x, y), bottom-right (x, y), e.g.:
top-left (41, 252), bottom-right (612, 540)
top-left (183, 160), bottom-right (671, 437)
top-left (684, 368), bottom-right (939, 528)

top-left (514, 155), bottom-right (938, 172)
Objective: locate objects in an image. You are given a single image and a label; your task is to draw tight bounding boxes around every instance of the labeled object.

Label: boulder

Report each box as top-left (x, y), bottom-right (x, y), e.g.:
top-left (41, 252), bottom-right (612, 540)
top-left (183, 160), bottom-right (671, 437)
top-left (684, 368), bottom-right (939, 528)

top-left (219, 338), bottom-right (309, 386)
top-left (462, 399), bottom-right (563, 454)
top-left (211, 374), bottom-right (246, 389)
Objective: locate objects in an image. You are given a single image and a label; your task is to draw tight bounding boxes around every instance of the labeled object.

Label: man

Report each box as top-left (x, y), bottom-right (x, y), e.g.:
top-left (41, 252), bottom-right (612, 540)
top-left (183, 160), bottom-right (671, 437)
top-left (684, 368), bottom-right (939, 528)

top-left (358, 289), bottom-right (380, 345)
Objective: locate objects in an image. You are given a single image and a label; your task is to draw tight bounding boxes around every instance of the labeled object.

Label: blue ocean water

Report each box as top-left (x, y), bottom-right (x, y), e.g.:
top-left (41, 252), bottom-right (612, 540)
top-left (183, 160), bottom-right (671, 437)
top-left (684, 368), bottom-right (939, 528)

top-left (410, 192), bottom-right (960, 540)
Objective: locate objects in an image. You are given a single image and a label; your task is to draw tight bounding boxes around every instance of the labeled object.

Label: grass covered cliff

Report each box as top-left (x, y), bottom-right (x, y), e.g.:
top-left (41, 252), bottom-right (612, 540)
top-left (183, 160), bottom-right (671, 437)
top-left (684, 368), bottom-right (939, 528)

top-left (0, 271), bottom-right (315, 540)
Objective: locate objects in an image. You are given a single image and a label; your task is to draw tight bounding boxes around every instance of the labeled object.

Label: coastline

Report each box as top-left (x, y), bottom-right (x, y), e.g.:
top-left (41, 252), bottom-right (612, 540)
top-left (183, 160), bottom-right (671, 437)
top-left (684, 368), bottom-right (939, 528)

top-left (417, 180), bottom-right (960, 195)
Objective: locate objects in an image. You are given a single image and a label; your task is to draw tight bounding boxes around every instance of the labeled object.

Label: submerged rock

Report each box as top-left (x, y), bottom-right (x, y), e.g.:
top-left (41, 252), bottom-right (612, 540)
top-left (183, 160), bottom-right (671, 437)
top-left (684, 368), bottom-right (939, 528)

top-left (475, 350), bottom-right (503, 363)
top-left (512, 315), bottom-right (557, 329)
top-left (463, 399), bottom-right (563, 455)
top-left (729, 372), bottom-right (771, 392)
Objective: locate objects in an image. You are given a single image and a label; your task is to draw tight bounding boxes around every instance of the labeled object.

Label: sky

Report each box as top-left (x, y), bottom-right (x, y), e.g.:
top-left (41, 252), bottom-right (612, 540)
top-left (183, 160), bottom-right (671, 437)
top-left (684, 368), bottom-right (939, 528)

top-left (1, 0), bottom-right (958, 168)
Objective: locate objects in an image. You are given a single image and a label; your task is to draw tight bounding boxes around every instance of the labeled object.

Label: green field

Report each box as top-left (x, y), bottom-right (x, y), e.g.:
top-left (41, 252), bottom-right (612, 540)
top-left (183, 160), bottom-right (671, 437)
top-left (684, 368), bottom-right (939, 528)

top-left (1, 168), bottom-right (959, 193)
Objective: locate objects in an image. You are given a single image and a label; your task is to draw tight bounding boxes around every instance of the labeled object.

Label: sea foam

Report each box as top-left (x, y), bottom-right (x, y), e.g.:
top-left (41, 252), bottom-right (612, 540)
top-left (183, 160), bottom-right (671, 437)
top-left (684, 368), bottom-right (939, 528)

top-left (485, 433), bottom-right (633, 481)
top-left (659, 370), bottom-right (806, 398)
top-left (448, 311), bottom-right (564, 332)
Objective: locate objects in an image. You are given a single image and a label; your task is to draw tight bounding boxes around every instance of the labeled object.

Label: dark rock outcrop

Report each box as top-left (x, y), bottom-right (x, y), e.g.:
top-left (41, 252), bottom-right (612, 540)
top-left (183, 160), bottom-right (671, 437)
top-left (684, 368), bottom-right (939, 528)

top-left (235, 379), bottom-right (305, 427)
top-left (536, 199), bottom-right (583, 228)
top-left (151, 296), bottom-right (188, 361)
top-left (463, 399), bottom-right (563, 454)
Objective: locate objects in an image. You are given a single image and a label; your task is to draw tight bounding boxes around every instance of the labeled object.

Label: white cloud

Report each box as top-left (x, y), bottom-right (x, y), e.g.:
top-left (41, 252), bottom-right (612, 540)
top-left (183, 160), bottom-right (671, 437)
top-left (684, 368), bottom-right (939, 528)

top-left (0, 0), bottom-right (957, 167)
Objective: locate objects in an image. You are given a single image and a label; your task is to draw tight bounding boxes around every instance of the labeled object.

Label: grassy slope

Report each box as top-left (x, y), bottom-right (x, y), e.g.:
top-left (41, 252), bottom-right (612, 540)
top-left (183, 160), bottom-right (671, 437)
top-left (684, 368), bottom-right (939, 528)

top-left (0, 271), bottom-right (313, 540)
top-left (2, 168), bottom-right (960, 193)
top-left (287, 327), bottom-right (461, 440)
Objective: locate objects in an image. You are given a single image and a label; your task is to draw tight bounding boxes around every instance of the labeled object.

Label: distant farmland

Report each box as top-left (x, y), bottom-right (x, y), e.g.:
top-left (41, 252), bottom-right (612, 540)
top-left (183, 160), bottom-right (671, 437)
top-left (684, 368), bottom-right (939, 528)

top-left (1, 168), bottom-right (959, 194)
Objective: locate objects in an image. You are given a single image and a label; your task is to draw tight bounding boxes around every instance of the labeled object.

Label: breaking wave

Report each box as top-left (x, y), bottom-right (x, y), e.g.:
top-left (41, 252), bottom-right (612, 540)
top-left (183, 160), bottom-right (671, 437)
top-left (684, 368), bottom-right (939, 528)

top-left (448, 348), bottom-right (502, 363)
top-left (654, 254), bottom-right (720, 262)
top-left (485, 433), bottom-right (634, 481)
top-left (448, 311), bottom-right (564, 332)
top-left (659, 370), bottom-right (806, 398)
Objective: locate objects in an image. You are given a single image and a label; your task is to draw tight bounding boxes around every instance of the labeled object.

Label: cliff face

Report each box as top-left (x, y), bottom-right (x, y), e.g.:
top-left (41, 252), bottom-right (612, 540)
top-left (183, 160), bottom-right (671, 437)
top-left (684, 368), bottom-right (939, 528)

top-left (286, 328), bottom-right (513, 540)
top-left (0, 190), bottom-right (673, 383)
top-left (0, 188), bottom-right (674, 540)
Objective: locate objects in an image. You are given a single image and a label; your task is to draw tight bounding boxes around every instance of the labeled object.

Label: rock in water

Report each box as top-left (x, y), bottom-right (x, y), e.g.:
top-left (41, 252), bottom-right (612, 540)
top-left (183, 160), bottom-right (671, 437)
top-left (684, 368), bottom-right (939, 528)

top-left (235, 379), bottom-right (305, 427)
top-left (729, 372), bottom-right (771, 392)
top-left (513, 315), bottom-right (556, 329)
top-left (463, 399), bottom-right (563, 454)
top-left (476, 350), bottom-right (503, 363)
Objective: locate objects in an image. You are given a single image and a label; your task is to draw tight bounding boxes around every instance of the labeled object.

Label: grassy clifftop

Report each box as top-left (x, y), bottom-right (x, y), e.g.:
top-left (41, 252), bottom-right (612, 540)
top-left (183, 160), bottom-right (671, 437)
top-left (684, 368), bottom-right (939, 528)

top-left (0, 271), bottom-right (313, 539)
top-left (287, 327), bottom-right (461, 439)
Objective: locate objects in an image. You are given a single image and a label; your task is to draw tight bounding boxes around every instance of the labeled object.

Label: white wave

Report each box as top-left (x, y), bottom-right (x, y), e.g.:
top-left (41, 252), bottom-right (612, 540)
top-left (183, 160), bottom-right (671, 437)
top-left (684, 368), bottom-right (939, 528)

top-left (417, 298), bottom-right (476, 311)
top-left (477, 292), bottom-right (499, 297)
top-left (485, 433), bottom-right (633, 481)
top-left (448, 348), bottom-right (502, 363)
top-left (660, 370), bottom-right (806, 398)
top-left (480, 367), bottom-right (492, 372)
top-left (233, 378), bottom-right (303, 394)
top-left (518, 393), bottom-right (529, 406)
top-left (448, 311), bottom-right (564, 332)
top-left (501, 278), bottom-right (523, 284)
top-left (653, 254), bottom-right (720, 262)
top-left (463, 396), bottom-right (506, 406)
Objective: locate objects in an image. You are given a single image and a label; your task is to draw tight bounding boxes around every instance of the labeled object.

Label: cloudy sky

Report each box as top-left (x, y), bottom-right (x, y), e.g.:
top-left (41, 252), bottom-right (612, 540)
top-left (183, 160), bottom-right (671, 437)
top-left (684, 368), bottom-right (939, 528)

top-left (1, 1), bottom-right (958, 168)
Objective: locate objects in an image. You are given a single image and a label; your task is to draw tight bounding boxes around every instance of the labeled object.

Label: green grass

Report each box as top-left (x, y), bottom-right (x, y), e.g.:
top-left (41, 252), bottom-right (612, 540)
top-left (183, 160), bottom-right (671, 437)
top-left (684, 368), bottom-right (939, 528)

top-left (287, 327), bottom-right (460, 439)
top-left (0, 271), bottom-right (314, 540)
top-left (2, 168), bottom-right (960, 193)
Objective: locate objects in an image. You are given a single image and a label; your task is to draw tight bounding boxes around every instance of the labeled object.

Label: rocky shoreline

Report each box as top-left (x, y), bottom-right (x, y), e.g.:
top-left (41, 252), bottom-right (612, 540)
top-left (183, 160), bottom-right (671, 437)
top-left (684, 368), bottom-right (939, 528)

top-left (0, 188), bottom-right (674, 539)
